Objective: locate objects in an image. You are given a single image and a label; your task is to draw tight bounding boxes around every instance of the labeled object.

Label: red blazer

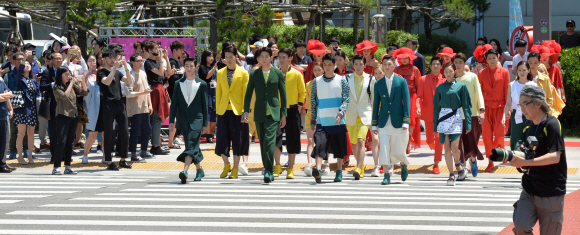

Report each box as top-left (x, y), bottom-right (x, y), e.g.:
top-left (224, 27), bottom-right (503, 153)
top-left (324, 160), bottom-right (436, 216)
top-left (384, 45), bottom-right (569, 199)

top-left (478, 66), bottom-right (510, 109)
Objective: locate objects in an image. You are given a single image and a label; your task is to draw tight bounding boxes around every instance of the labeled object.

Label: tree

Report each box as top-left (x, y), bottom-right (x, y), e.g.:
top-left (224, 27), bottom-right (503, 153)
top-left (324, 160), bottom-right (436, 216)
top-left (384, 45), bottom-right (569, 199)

top-left (216, 4), bottom-right (275, 52)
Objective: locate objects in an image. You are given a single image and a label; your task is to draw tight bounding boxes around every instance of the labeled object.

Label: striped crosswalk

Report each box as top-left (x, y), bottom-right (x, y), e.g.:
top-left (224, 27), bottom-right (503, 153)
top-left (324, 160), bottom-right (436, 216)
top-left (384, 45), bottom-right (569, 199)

top-left (0, 171), bottom-right (578, 235)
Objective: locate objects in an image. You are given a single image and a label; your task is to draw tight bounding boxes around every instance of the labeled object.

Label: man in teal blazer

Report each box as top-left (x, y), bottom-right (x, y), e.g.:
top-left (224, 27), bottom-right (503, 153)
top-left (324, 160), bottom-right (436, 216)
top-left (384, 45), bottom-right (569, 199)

top-left (169, 58), bottom-right (208, 184)
top-left (371, 55), bottom-right (411, 185)
top-left (242, 47), bottom-right (287, 184)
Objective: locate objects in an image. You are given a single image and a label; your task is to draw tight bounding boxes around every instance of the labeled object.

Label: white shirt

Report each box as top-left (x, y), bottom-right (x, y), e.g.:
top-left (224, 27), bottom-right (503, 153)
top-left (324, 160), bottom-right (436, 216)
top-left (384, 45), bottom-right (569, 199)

top-left (512, 52), bottom-right (529, 73)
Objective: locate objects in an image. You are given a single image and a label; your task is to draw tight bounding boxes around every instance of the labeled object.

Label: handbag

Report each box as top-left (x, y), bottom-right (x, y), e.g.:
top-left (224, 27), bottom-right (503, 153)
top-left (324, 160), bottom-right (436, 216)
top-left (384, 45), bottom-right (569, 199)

top-left (38, 96), bottom-right (50, 120)
top-left (10, 90), bottom-right (24, 109)
top-left (437, 108), bottom-right (463, 134)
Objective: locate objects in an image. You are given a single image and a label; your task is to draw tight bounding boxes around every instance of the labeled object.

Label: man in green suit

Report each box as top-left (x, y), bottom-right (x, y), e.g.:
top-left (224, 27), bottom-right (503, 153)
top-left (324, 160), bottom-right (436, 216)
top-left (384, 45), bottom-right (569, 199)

top-left (242, 47), bottom-right (287, 184)
top-left (371, 55), bottom-right (411, 185)
top-left (169, 57), bottom-right (208, 184)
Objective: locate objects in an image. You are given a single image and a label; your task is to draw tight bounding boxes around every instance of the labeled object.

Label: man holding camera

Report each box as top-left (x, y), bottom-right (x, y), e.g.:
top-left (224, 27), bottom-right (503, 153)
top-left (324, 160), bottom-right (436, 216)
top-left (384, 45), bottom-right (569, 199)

top-left (509, 85), bottom-right (566, 235)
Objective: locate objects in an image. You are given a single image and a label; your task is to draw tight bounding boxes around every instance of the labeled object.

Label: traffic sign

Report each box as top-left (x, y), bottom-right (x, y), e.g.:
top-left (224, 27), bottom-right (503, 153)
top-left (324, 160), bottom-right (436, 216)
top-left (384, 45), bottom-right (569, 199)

top-left (541, 18), bottom-right (548, 26)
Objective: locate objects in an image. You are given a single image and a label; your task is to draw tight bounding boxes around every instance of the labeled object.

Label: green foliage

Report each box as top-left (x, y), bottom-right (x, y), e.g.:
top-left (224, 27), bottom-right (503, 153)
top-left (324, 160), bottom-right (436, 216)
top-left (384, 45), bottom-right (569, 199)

top-left (217, 4), bottom-right (275, 51)
top-left (386, 30), bottom-right (418, 48)
top-left (265, 24), bottom-right (367, 46)
top-left (354, 0), bottom-right (378, 12)
top-left (424, 54), bottom-right (433, 74)
top-left (417, 33), bottom-right (467, 55)
top-left (558, 47), bottom-right (580, 129)
top-left (67, 0), bottom-right (131, 28)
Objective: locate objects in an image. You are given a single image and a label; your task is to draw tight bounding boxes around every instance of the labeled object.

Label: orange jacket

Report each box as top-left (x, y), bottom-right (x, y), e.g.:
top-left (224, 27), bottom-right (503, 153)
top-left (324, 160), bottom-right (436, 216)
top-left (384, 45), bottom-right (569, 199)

top-left (417, 73), bottom-right (446, 121)
top-left (478, 66), bottom-right (510, 109)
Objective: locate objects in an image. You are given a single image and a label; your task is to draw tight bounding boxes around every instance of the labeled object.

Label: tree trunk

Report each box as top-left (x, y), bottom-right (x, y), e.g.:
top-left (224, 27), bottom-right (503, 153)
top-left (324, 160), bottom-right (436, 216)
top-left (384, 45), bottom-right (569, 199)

top-left (77, 2), bottom-right (89, 58)
top-left (320, 13), bottom-right (325, 42)
top-left (352, 9), bottom-right (359, 46)
top-left (188, 9), bottom-right (194, 27)
top-left (292, 0), bottom-right (306, 25)
top-left (304, 0), bottom-right (318, 41)
top-left (151, 3), bottom-right (159, 27)
top-left (423, 13), bottom-right (432, 40)
top-left (58, 2), bottom-right (68, 38)
top-left (210, 1), bottom-right (227, 52)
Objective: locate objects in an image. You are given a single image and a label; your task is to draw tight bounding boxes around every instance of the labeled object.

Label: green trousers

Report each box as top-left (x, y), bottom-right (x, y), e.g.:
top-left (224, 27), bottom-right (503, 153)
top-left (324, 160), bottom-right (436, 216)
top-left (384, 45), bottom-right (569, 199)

top-left (510, 110), bottom-right (528, 150)
top-left (256, 115), bottom-right (277, 172)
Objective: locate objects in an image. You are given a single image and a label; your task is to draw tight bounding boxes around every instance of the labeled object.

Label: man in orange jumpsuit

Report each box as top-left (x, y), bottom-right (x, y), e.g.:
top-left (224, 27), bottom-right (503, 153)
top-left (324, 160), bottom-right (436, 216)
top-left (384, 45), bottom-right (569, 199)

top-left (478, 49), bottom-right (510, 172)
top-left (417, 56), bottom-right (446, 174)
top-left (393, 47), bottom-right (421, 154)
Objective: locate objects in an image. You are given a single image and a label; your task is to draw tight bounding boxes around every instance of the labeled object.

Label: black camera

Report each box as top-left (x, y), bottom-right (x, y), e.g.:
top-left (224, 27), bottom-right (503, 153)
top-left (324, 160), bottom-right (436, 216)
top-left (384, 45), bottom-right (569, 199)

top-left (333, 47), bottom-right (341, 52)
top-left (490, 136), bottom-right (538, 172)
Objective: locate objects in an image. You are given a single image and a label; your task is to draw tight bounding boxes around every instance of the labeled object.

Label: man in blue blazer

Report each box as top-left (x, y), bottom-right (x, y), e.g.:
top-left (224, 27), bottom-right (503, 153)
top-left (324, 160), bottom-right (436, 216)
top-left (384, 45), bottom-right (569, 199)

top-left (371, 55), bottom-right (411, 185)
top-left (406, 38), bottom-right (425, 76)
top-left (169, 57), bottom-right (208, 184)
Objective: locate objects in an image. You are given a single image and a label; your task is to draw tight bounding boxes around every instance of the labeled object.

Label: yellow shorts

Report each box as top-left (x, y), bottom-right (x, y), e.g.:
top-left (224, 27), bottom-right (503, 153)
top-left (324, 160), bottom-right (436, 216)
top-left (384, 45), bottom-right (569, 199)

top-left (346, 117), bottom-right (369, 144)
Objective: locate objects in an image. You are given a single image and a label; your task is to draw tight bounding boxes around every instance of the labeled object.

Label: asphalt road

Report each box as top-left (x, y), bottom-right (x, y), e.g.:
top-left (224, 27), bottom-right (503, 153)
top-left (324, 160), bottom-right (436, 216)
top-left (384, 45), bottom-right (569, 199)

top-left (1, 168), bottom-right (579, 235)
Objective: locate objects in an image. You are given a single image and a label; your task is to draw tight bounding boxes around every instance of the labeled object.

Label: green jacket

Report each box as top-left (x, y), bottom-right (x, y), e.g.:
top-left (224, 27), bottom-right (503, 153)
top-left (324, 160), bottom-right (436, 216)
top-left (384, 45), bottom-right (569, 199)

top-left (243, 67), bottom-right (287, 123)
top-left (372, 74), bottom-right (411, 128)
top-left (169, 77), bottom-right (208, 131)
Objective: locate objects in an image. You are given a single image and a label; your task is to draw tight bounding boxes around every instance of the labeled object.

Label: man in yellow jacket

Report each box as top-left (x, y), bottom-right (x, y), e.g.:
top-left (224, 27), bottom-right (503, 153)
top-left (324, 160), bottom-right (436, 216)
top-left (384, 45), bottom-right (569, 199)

top-left (215, 46), bottom-right (250, 179)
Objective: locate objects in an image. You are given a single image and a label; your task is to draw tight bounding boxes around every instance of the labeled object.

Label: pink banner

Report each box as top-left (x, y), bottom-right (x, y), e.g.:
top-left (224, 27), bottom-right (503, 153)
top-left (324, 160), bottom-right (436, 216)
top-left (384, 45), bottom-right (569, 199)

top-left (109, 38), bottom-right (195, 59)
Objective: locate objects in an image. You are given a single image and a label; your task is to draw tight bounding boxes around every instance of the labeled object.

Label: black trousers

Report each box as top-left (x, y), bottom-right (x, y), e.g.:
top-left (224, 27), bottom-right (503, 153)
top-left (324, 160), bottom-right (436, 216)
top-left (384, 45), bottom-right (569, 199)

top-left (215, 110), bottom-right (249, 157)
top-left (49, 106), bottom-right (57, 161)
top-left (102, 101), bottom-right (129, 161)
top-left (53, 115), bottom-right (78, 168)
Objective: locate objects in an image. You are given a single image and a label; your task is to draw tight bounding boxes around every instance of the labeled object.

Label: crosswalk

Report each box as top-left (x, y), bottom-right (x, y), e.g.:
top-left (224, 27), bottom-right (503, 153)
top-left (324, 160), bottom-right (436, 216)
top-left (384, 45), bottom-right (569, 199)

top-left (0, 171), bottom-right (578, 235)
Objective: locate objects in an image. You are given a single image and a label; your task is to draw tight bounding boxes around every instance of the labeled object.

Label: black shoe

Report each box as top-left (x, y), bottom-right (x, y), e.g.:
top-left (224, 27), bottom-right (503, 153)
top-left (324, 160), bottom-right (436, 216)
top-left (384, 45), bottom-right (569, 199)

top-left (119, 160), bottom-right (132, 169)
top-left (96, 145), bottom-right (102, 151)
top-left (130, 156), bottom-right (145, 162)
top-left (251, 136), bottom-right (255, 143)
top-left (206, 135), bottom-right (213, 143)
top-left (0, 167), bottom-right (12, 173)
top-left (107, 163), bottom-right (119, 171)
top-left (150, 147), bottom-right (169, 155)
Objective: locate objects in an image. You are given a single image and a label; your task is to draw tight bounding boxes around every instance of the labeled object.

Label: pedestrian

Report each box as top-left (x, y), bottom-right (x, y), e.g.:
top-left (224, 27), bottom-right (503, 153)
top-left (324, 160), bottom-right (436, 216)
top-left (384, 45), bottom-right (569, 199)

top-left (269, 43), bottom-right (280, 69)
top-left (14, 58), bottom-right (37, 164)
top-left (393, 47), bottom-right (421, 154)
top-left (504, 61), bottom-right (536, 151)
top-left (302, 61), bottom-right (323, 177)
top-left (417, 56), bottom-right (446, 174)
top-left (272, 48), bottom-right (305, 179)
top-left (371, 55), bottom-right (411, 185)
top-left (22, 43), bottom-right (44, 153)
top-left (526, 52), bottom-right (560, 118)
top-left (406, 38), bottom-right (426, 76)
top-left (167, 41), bottom-right (186, 149)
top-left (453, 53), bottom-right (485, 177)
top-left (538, 46), bottom-right (565, 101)
top-left (91, 37), bottom-right (105, 55)
top-left (4, 50), bottom-right (29, 161)
top-left (334, 50), bottom-right (349, 76)
top-left (0, 79), bottom-right (13, 172)
top-left (81, 54), bottom-right (105, 163)
top-left (52, 66), bottom-right (88, 175)
top-left (466, 37), bottom-right (487, 66)
top-left (310, 53), bottom-right (350, 183)
top-left (433, 62), bottom-right (472, 186)
top-left (559, 19), bottom-right (580, 49)
top-left (126, 53), bottom-right (153, 161)
top-left (356, 40), bottom-right (378, 75)
top-left (346, 54), bottom-right (376, 180)
top-left (294, 40), bottom-right (312, 71)
top-left (437, 47), bottom-right (455, 66)
top-left (96, 50), bottom-right (133, 170)
top-left (170, 57), bottom-right (208, 184)
top-left (478, 49), bottom-right (510, 172)
top-left (511, 40), bottom-right (529, 75)
top-left (216, 46), bottom-right (250, 179)
top-left (242, 47), bottom-right (287, 183)
top-left (143, 41), bottom-right (170, 155)
top-left (40, 52), bottom-right (64, 164)
top-left (198, 50), bottom-right (218, 144)
top-left (472, 44), bottom-right (493, 75)
top-left (490, 39), bottom-right (512, 66)
top-left (303, 40), bottom-right (327, 84)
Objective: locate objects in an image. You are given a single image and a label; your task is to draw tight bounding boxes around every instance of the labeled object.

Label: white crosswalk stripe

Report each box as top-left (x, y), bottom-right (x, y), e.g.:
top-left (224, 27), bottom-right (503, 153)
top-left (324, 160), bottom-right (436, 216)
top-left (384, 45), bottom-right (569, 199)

top-left (1, 172), bottom-right (577, 235)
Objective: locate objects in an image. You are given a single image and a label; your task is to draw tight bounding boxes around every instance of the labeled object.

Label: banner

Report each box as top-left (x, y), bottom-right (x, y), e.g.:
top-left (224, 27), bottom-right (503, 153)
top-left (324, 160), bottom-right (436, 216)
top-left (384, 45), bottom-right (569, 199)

top-left (109, 38), bottom-right (195, 59)
top-left (509, 0), bottom-right (524, 54)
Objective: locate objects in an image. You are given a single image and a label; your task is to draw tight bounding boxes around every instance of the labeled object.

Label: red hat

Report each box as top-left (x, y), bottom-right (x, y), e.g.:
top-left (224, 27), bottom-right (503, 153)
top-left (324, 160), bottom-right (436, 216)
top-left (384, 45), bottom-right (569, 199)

top-left (539, 46), bottom-right (559, 63)
top-left (392, 47), bottom-right (417, 65)
top-left (530, 44), bottom-right (542, 53)
top-left (473, 44), bottom-right (493, 63)
top-left (541, 40), bottom-right (562, 54)
top-left (436, 47), bottom-right (456, 58)
top-left (307, 39), bottom-right (330, 55)
top-left (356, 40), bottom-right (378, 55)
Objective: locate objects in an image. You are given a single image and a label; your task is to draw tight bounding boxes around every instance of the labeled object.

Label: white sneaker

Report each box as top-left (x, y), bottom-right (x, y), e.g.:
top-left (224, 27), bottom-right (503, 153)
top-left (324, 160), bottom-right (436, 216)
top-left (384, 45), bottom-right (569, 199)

top-left (371, 165), bottom-right (380, 177)
top-left (82, 155), bottom-right (88, 164)
top-left (304, 165), bottom-right (313, 177)
top-left (239, 163), bottom-right (249, 175)
top-left (96, 149), bottom-right (103, 154)
top-left (322, 163), bottom-right (330, 176)
top-left (64, 168), bottom-right (77, 174)
top-left (52, 169), bottom-right (62, 175)
top-left (261, 168), bottom-right (265, 175)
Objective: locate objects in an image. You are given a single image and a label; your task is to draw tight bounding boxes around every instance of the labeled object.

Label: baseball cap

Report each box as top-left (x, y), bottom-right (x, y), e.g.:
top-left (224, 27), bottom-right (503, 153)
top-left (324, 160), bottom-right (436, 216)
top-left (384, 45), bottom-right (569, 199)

top-left (566, 19), bottom-right (575, 26)
top-left (22, 43), bottom-right (36, 51)
top-left (249, 41), bottom-right (263, 48)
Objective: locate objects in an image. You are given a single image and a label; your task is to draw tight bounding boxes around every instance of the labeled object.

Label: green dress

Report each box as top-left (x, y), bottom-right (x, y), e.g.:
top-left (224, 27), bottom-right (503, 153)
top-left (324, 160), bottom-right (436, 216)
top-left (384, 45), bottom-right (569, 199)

top-left (433, 79), bottom-right (473, 143)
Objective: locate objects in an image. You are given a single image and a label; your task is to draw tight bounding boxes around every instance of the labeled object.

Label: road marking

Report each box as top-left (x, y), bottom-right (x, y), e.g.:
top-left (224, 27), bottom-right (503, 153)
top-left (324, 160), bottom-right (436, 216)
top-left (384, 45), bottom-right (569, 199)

top-left (0, 230), bottom-right (346, 235)
top-left (0, 195), bottom-right (51, 198)
top-left (0, 186), bottom-right (101, 189)
top-left (70, 197), bottom-right (514, 207)
top-left (8, 211), bottom-right (513, 222)
top-left (0, 182), bottom-right (124, 185)
top-left (0, 191), bottom-right (77, 194)
top-left (0, 178), bottom-right (148, 182)
top-left (0, 200), bottom-right (21, 204)
top-left (41, 203), bottom-right (513, 214)
top-left (0, 219), bottom-right (506, 232)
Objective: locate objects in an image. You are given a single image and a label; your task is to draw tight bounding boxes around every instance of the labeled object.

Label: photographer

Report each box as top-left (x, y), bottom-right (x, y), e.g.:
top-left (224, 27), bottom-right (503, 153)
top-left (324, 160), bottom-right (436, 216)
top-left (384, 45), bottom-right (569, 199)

top-left (509, 85), bottom-right (566, 235)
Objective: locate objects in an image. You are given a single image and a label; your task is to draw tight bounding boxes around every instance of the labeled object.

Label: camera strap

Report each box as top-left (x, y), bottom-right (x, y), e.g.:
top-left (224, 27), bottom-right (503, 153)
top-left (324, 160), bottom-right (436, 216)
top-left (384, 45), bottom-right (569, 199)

top-left (526, 114), bottom-right (547, 145)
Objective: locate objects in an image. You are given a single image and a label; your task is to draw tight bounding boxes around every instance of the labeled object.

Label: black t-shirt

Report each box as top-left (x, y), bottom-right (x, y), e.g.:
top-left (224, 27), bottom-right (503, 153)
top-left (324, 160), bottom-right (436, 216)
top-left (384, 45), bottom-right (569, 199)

top-left (521, 115), bottom-right (567, 197)
top-left (96, 68), bottom-right (124, 102)
top-left (167, 58), bottom-right (182, 99)
top-left (559, 33), bottom-right (580, 49)
top-left (144, 59), bottom-right (164, 85)
top-left (198, 64), bottom-right (213, 84)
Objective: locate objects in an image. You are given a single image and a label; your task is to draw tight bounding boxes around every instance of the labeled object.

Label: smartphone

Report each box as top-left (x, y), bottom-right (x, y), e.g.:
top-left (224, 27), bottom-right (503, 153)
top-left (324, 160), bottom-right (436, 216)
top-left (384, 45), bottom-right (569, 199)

top-left (122, 55), bottom-right (126, 61)
top-left (31, 51), bottom-right (36, 56)
top-left (70, 49), bottom-right (78, 55)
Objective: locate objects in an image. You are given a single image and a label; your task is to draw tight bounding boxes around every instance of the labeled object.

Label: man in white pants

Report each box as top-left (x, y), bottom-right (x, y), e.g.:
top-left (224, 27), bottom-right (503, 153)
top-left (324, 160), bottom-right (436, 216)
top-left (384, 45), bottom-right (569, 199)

top-left (371, 55), bottom-right (411, 185)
